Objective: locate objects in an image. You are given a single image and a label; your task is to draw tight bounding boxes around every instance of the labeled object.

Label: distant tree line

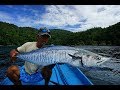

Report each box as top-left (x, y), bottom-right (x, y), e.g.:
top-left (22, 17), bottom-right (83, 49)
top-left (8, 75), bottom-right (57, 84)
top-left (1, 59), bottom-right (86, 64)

top-left (0, 21), bottom-right (120, 46)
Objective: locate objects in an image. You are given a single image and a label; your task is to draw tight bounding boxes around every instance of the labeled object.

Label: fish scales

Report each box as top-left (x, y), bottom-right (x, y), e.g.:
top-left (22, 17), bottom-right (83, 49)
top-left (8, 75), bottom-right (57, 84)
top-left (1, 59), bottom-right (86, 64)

top-left (17, 46), bottom-right (110, 67)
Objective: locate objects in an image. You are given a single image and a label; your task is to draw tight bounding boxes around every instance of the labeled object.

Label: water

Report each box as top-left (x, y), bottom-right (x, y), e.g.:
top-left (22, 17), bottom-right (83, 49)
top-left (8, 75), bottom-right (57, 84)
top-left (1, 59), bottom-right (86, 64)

top-left (76, 46), bottom-right (120, 85)
top-left (0, 45), bottom-right (120, 85)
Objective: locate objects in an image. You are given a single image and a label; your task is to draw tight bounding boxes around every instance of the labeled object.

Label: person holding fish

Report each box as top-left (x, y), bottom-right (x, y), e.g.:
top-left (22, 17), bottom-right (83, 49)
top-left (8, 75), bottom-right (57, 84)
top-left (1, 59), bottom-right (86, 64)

top-left (6, 27), bottom-right (53, 85)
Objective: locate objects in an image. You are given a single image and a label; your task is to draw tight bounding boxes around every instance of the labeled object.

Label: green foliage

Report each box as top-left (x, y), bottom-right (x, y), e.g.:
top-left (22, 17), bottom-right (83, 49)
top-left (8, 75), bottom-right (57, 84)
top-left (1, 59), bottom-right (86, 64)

top-left (0, 21), bottom-right (37, 45)
top-left (0, 21), bottom-right (120, 46)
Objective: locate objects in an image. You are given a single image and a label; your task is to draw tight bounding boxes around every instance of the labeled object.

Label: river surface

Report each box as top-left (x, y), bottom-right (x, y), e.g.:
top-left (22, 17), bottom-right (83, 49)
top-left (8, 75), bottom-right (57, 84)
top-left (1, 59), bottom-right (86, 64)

top-left (0, 45), bottom-right (120, 85)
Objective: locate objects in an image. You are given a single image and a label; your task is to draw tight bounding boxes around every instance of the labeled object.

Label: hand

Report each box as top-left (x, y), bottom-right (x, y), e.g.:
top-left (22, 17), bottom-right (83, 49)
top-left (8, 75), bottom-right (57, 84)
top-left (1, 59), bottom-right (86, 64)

top-left (10, 49), bottom-right (19, 62)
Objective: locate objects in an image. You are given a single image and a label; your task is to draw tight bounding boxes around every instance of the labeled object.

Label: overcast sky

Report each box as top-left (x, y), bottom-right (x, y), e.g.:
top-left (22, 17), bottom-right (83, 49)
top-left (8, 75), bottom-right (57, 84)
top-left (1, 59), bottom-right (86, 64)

top-left (0, 5), bottom-right (120, 32)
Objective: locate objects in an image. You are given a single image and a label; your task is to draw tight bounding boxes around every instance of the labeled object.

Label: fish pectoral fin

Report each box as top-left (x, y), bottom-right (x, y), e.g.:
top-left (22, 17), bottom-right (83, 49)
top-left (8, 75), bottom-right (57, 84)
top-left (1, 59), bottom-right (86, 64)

top-left (68, 54), bottom-right (82, 60)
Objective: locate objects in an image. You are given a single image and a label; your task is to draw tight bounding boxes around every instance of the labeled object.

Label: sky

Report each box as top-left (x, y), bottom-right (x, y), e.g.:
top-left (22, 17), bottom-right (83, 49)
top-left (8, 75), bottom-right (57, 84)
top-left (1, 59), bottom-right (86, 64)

top-left (0, 5), bottom-right (120, 32)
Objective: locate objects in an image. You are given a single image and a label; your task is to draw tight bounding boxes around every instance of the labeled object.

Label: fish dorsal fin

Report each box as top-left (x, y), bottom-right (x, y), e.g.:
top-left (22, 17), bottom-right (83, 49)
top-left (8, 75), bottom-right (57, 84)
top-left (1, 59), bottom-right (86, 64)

top-left (68, 54), bottom-right (82, 60)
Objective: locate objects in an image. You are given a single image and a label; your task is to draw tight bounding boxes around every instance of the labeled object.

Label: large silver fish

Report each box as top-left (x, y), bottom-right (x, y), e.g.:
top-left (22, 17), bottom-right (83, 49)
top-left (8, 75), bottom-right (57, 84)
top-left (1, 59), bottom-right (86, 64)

top-left (16, 46), bottom-right (110, 67)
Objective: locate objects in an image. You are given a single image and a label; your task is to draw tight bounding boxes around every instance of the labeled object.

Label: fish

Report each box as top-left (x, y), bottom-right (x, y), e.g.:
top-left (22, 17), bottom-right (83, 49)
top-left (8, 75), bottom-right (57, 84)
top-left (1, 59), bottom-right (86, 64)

top-left (16, 46), bottom-right (110, 68)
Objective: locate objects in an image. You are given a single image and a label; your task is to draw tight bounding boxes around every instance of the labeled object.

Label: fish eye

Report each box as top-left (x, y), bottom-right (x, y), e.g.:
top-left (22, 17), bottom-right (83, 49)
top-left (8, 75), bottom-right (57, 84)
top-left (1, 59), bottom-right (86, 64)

top-left (95, 56), bottom-right (101, 60)
top-left (98, 57), bottom-right (101, 60)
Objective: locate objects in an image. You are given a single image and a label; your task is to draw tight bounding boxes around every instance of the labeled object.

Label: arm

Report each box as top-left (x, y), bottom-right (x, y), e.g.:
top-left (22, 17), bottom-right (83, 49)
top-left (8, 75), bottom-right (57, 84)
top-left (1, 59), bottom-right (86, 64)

top-left (10, 42), bottom-right (30, 62)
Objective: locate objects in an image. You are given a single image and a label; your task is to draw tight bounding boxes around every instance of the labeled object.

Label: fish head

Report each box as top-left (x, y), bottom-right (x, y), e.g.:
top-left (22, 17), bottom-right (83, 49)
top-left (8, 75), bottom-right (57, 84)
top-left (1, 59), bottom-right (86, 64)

top-left (95, 56), bottom-right (110, 66)
top-left (81, 54), bottom-right (110, 67)
top-left (73, 49), bottom-right (111, 67)
top-left (68, 51), bottom-right (110, 67)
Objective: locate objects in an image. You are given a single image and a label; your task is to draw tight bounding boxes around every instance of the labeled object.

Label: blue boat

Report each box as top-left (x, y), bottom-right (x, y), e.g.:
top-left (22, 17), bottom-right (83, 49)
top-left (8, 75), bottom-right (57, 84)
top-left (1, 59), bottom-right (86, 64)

top-left (0, 64), bottom-right (93, 85)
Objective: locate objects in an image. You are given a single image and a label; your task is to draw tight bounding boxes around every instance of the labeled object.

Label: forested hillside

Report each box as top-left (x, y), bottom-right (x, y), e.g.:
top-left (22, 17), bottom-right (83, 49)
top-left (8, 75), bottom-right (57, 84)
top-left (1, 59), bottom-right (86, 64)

top-left (0, 21), bottom-right (120, 46)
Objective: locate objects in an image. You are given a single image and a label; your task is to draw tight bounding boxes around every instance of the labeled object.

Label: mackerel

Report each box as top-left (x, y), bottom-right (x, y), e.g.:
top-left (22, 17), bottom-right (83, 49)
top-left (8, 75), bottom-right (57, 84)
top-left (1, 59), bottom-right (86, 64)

top-left (17, 46), bottom-right (110, 67)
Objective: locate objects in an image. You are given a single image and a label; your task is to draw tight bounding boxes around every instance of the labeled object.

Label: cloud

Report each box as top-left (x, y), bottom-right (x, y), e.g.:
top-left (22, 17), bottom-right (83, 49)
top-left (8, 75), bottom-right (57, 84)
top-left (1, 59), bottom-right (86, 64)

top-left (39, 5), bottom-right (81, 27)
top-left (0, 5), bottom-right (120, 32)
top-left (0, 6), bottom-right (41, 28)
top-left (0, 11), bottom-right (14, 23)
top-left (39, 5), bottom-right (120, 32)
top-left (5, 5), bottom-right (13, 8)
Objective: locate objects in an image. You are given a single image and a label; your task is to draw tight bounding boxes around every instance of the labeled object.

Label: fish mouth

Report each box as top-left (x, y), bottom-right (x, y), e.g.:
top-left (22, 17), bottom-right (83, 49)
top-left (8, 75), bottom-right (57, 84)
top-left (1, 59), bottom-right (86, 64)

top-left (96, 60), bottom-right (104, 64)
top-left (96, 57), bottom-right (110, 65)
